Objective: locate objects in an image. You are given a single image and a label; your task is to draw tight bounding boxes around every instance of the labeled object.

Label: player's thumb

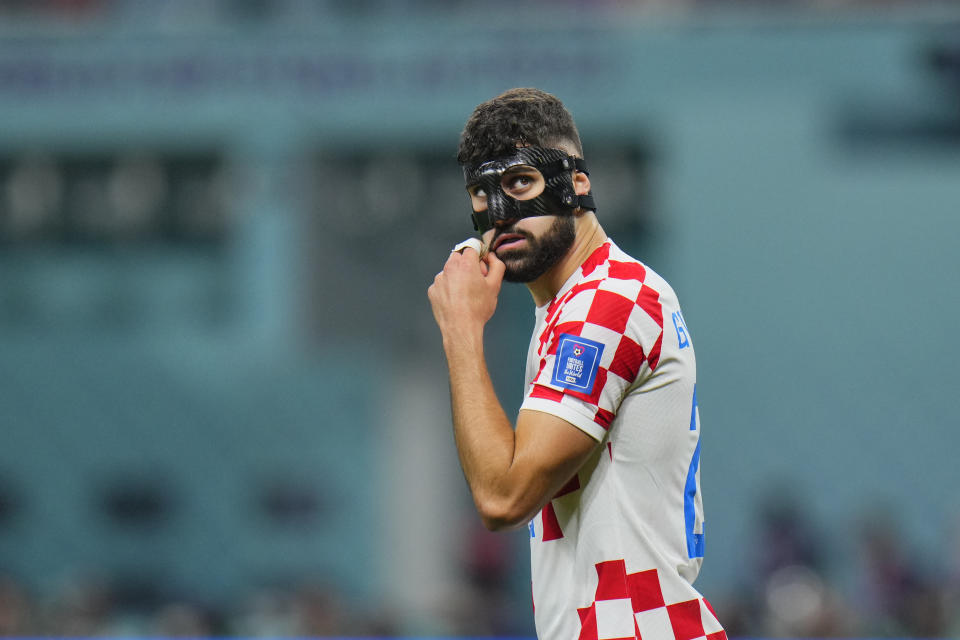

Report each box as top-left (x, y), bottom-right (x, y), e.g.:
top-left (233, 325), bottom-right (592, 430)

top-left (484, 251), bottom-right (506, 285)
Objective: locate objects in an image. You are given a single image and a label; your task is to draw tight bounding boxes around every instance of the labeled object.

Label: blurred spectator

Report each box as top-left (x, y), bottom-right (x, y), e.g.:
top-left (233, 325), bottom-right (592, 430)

top-left (755, 493), bottom-right (825, 582)
top-left (756, 495), bottom-right (847, 635)
top-left (40, 573), bottom-right (114, 636)
top-left (289, 581), bottom-right (349, 635)
top-left (858, 509), bottom-right (948, 636)
top-left (0, 576), bottom-right (33, 635)
top-left (232, 586), bottom-right (300, 636)
top-left (946, 513), bottom-right (960, 635)
top-left (447, 521), bottom-right (521, 635)
top-left (150, 600), bottom-right (223, 637)
top-left (761, 564), bottom-right (854, 637)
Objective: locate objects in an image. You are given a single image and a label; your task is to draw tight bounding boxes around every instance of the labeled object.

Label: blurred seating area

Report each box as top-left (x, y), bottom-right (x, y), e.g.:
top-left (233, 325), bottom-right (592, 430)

top-left (0, 570), bottom-right (400, 636)
top-left (1, 499), bottom-right (960, 636)
top-left (713, 500), bottom-right (960, 637)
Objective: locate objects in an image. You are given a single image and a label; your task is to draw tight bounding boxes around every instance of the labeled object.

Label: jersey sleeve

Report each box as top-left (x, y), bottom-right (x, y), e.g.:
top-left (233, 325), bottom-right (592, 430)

top-left (521, 269), bottom-right (665, 441)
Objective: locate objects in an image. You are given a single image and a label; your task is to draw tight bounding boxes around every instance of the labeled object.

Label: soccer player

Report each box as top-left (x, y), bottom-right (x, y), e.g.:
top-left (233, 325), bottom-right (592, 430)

top-left (428, 88), bottom-right (725, 640)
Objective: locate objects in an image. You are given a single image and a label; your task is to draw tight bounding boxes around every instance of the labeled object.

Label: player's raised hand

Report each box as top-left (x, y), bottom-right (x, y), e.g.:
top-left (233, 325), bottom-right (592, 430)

top-left (428, 246), bottom-right (504, 340)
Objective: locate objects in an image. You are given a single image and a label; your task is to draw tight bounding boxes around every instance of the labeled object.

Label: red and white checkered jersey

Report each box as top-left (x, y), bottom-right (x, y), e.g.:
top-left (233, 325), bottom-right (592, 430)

top-left (521, 240), bottom-right (724, 640)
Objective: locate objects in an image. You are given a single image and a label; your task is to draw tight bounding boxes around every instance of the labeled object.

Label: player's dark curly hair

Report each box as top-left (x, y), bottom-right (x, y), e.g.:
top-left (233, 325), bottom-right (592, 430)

top-left (457, 88), bottom-right (584, 166)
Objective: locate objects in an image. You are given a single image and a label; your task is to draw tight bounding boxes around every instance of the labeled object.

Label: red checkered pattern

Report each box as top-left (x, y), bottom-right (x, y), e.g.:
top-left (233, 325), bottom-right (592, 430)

top-left (525, 239), bottom-right (713, 639)
top-left (576, 560), bottom-right (726, 640)
top-left (526, 241), bottom-right (665, 437)
top-left (540, 473), bottom-right (582, 541)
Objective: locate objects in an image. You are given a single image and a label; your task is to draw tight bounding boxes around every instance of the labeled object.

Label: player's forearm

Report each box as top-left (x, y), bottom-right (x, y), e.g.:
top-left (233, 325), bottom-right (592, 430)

top-left (442, 331), bottom-right (524, 530)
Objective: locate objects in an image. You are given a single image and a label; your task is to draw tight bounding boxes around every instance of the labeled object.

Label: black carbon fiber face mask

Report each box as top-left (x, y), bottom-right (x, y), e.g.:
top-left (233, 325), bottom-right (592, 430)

top-left (462, 146), bottom-right (596, 233)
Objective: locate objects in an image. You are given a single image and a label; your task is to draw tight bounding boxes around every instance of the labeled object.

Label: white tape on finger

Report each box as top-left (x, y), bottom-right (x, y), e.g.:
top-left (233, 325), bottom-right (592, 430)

top-left (452, 237), bottom-right (486, 257)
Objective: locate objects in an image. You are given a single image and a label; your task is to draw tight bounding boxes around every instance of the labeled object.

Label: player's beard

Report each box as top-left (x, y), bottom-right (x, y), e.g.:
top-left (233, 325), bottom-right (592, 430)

top-left (495, 215), bottom-right (576, 283)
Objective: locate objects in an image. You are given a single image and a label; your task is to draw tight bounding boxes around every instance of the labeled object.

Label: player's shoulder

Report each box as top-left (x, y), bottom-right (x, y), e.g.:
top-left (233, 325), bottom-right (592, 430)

top-left (557, 240), bottom-right (681, 331)
top-left (570, 240), bottom-right (666, 301)
top-left (606, 242), bottom-right (682, 303)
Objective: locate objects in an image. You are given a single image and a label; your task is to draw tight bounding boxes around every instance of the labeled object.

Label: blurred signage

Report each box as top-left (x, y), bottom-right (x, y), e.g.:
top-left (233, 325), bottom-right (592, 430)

top-left (0, 36), bottom-right (616, 102)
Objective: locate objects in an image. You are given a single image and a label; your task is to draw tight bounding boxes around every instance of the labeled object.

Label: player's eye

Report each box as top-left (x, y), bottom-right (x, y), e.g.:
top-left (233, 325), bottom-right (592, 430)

top-left (501, 169), bottom-right (544, 199)
top-left (467, 185), bottom-right (488, 212)
top-left (508, 175), bottom-right (532, 189)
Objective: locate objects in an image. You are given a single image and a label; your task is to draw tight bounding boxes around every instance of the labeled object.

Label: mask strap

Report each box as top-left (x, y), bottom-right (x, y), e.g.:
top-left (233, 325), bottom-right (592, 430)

top-left (546, 156), bottom-right (595, 211)
top-left (571, 158), bottom-right (595, 210)
top-left (535, 155), bottom-right (588, 177)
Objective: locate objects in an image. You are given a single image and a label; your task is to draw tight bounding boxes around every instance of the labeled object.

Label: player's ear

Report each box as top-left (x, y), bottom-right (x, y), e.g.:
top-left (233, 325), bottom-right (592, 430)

top-left (573, 170), bottom-right (591, 196)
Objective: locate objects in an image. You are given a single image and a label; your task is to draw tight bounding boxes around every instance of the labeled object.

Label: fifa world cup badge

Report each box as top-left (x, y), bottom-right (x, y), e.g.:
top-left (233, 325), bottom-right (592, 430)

top-left (551, 334), bottom-right (604, 393)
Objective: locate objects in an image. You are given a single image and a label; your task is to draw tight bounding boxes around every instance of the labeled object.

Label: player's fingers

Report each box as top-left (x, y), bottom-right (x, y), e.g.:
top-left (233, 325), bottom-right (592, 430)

top-left (443, 250), bottom-right (461, 269)
top-left (445, 248), bottom-right (486, 278)
top-left (430, 271), bottom-right (448, 299)
top-left (484, 250), bottom-right (506, 284)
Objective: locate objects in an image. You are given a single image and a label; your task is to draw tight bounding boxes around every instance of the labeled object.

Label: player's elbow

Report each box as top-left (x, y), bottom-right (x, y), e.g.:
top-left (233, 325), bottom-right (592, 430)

top-left (475, 493), bottom-right (531, 532)
top-left (479, 509), bottom-right (527, 532)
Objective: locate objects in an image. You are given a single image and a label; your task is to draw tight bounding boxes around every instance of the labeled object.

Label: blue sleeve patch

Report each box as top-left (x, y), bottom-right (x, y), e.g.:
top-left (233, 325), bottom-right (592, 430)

top-left (551, 334), bottom-right (605, 394)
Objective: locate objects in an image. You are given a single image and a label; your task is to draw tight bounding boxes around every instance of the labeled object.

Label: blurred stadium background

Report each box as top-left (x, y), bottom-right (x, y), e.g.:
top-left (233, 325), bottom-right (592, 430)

top-left (0, 0), bottom-right (959, 636)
